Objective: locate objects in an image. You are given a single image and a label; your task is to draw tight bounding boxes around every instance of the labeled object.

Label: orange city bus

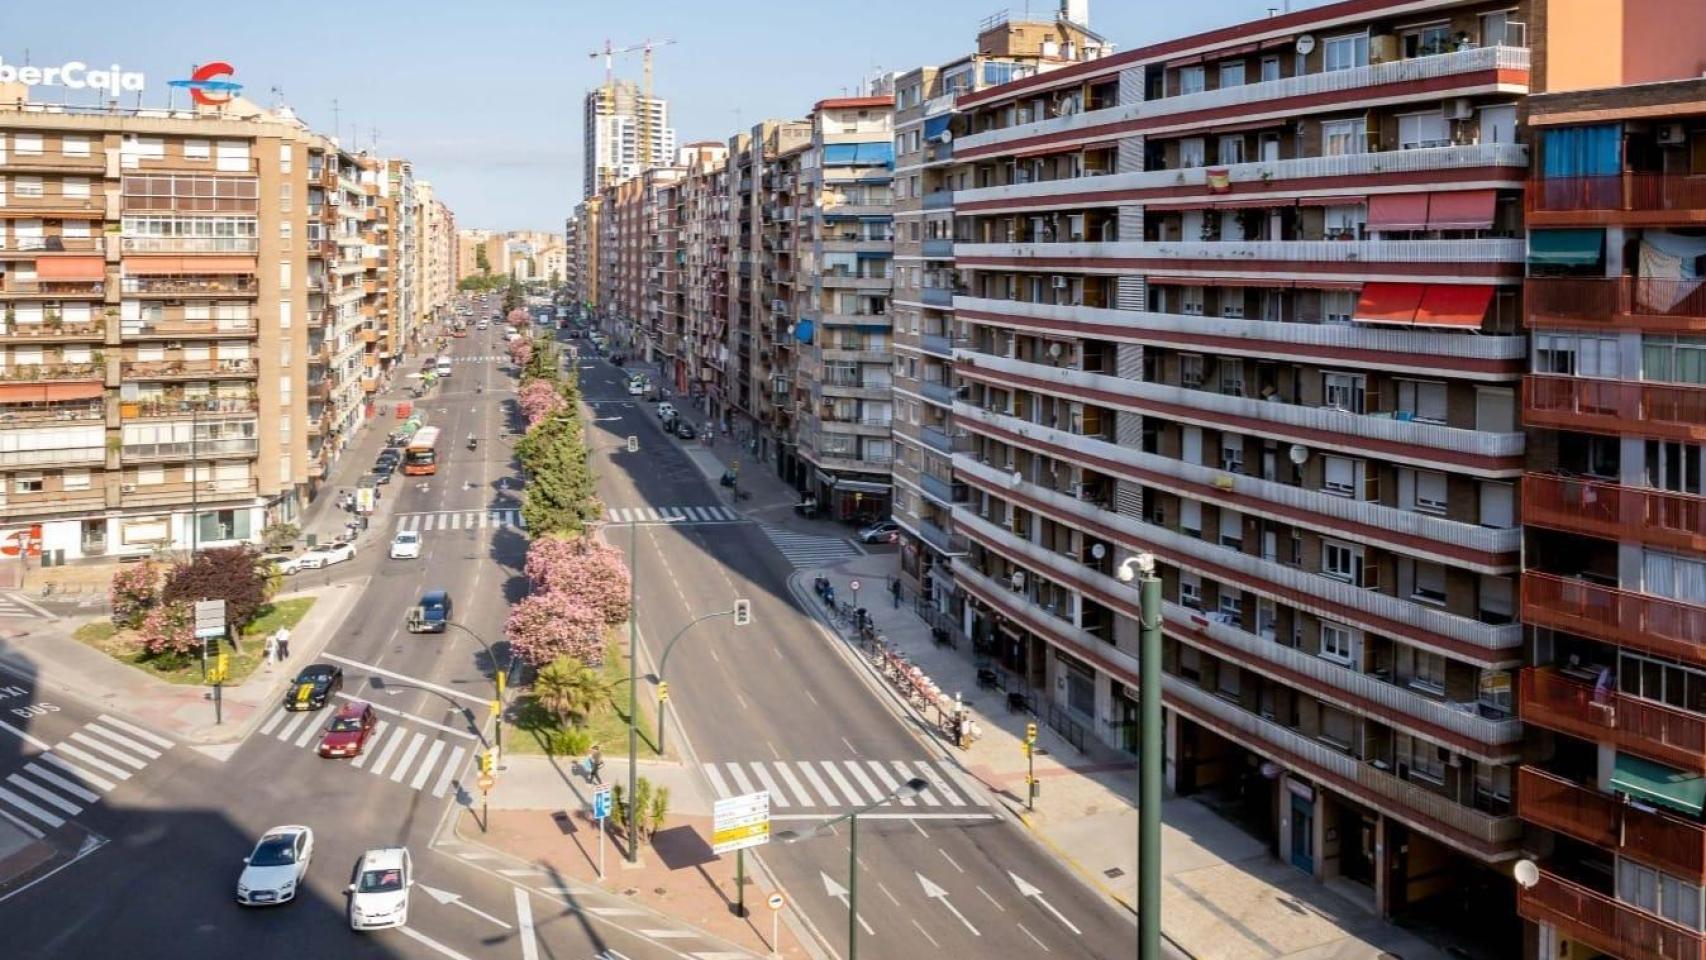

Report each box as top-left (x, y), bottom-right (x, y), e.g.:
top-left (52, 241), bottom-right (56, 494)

top-left (403, 426), bottom-right (441, 476)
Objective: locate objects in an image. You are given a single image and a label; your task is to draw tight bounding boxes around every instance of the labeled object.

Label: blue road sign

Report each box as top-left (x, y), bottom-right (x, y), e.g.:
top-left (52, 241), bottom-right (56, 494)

top-left (592, 786), bottom-right (612, 820)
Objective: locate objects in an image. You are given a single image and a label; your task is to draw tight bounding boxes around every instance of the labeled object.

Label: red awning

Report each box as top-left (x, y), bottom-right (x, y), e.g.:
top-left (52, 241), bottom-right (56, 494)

top-left (1145, 197), bottom-right (1294, 212)
top-left (1354, 283), bottom-right (1426, 324)
top-left (0, 381), bottom-right (103, 403)
top-left (1296, 195), bottom-right (1367, 207)
top-left (1414, 285), bottom-right (1495, 329)
top-left (1147, 275), bottom-right (1248, 288)
top-left (34, 256), bottom-right (105, 281)
top-left (1291, 279), bottom-right (1366, 291)
top-left (1367, 193), bottom-right (1431, 232)
top-left (1426, 189), bottom-right (1498, 231)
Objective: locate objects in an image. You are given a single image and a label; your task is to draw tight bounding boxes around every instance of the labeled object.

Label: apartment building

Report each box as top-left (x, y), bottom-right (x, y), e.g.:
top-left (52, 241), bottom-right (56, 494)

top-left (569, 197), bottom-right (601, 313)
top-left (941, 0), bottom-right (1535, 933)
top-left (793, 96), bottom-right (897, 522)
top-left (1508, 9), bottom-right (1706, 957)
top-left (889, 14), bottom-right (1095, 609)
top-left (647, 169), bottom-right (685, 384)
top-left (583, 80), bottom-right (676, 199)
top-left (0, 93), bottom-right (318, 560)
top-left (677, 142), bottom-right (730, 418)
top-left (416, 180), bottom-right (455, 326)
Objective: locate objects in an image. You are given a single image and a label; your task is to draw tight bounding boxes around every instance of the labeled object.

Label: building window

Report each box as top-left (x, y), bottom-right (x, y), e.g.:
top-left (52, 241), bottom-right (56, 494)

top-left (1323, 372), bottom-right (1366, 413)
top-left (1219, 358), bottom-right (1244, 397)
top-left (1645, 549), bottom-right (1706, 606)
top-left (1412, 650), bottom-right (1446, 694)
top-left (1218, 135), bottom-right (1245, 165)
top-left (1401, 23), bottom-right (1452, 58)
top-left (1406, 469), bottom-right (1448, 515)
top-left (1180, 354), bottom-right (1204, 388)
top-left (1178, 138), bottom-right (1205, 168)
top-left (1179, 572), bottom-right (1202, 609)
top-left (1619, 860), bottom-right (1706, 932)
top-left (1178, 66), bottom-right (1206, 95)
top-left (1323, 33), bottom-right (1369, 72)
top-left (1647, 440), bottom-right (1705, 496)
top-left (1643, 335), bottom-right (1706, 386)
top-left (12, 474), bottom-right (44, 494)
top-left (1536, 330), bottom-right (1619, 377)
top-left (1322, 290), bottom-right (1355, 324)
top-left (63, 469), bottom-right (91, 492)
top-left (1320, 622), bottom-right (1357, 665)
top-left (1323, 204), bottom-right (1365, 240)
top-left (14, 134), bottom-right (43, 156)
top-left (1397, 379), bottom-right (1448, 423)
top-left (1403, 735), bottom-right (1446, 784)
top-left (1412, 560), bottom-right (1448, 605)
top-left (1321, 118), bottom-right (1365, 157)
top-left (1260, 56), bottom-right (1281, 82)
top-left (1398, 111), bottom-right (1450, 150)
top-left (1220, 436), bottom-right (1244, 474)
top-left (184, 140), bottom-right (211, 161)
top-left (1323, 456), bottom-right (1361, 498)
top-left (1219, 61), bottom-right (1246, 88)
top-left (1322, 539), bottom-right (1361, 583)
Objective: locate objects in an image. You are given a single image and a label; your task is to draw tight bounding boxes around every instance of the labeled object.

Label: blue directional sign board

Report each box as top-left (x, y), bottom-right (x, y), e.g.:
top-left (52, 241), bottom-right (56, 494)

top-left (592, 786), bottom-right (612, 821)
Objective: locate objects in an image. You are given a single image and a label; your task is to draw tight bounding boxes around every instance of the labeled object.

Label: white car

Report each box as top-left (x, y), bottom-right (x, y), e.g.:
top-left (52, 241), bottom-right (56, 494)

top-left (286, 541), bottom-right (357, 572)
top-left (347, 846), bottom-right (413, 930)
top-left (389, 531), bottom-right (421, 560)
top-left (504, 330), bottom-right (521, 342)
top-left (236, 825), bottom-right (314, 906)
top-left (627, 379), bottom-right (645, 396)
top-left (656, 402), bottom-right (676, 421)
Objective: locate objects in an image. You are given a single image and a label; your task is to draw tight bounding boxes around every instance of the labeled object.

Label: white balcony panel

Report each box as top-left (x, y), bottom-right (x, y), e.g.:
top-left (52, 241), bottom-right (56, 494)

top-left (956, 239), bottom-right (1525, 266)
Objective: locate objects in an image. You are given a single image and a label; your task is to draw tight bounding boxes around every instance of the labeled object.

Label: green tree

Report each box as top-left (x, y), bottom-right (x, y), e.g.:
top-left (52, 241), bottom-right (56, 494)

top-left (523, 335), bottom-right (559, 383)
top-left (475, 245), bottom-right (491, 274)
top-left (160, 545), bottom-right (272, 644)
top-left (645, 785), bottom-right (671, 844)
top-left (516, 414), bottom-right (600, 537)
top-left (531, 655), bottom-right (608, 727)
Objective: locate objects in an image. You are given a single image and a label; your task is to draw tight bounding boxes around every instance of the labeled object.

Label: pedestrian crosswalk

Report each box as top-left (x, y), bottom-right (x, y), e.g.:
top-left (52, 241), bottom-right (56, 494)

top-left (757, 524), bottom-right (864, 568)
top-left (702, 758), bottom-right (988, 814)
top-left (255, 699), bottom-right (474, 799)
top-left (604, 505), bottom-right (743, 525)
top-left (0, 591), bottom-right (50, 619)
top-left (395, 509), bottom-right (525, 533)
top-left (448, 355), bottom-right (504, 363)
top-left (0, 714), bottom-right (175, 836)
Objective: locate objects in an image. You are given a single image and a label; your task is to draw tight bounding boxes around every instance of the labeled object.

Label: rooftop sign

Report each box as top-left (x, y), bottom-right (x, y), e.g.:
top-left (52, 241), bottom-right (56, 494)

top-left (0, 56), bottom-right (145, 93)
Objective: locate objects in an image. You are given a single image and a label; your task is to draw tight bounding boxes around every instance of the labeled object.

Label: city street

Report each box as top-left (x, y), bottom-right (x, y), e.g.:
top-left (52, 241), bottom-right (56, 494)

top-left (577, 349), bottom-right (1145, 960)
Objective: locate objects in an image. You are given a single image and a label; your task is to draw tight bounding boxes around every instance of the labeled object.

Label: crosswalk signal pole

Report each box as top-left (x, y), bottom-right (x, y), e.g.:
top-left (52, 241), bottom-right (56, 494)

top-left (625, 435), bottom-right (640, 864)
top-left (1024, 722), bottom-right (1037, 810)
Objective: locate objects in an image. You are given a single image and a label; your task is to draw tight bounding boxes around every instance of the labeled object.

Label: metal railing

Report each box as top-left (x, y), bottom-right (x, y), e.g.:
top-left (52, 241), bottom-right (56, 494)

top-left (1529, 172), bottom-right (1706, 214)
top-left (956, 238), bottom-right (1525, 264)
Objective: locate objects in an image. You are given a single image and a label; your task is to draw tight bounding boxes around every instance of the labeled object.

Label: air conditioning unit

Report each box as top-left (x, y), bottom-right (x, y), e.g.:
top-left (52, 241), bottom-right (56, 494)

top-left (1443, 98), bottom-right (1474, 121)
top-left (1658, 123), bottom-right (1688, 146)
top-left (1051, 275), bottom-right (1068, 289)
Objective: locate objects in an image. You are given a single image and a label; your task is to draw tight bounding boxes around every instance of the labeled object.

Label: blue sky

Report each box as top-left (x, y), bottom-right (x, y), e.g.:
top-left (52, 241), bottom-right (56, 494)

top-left (7, 0), bottom-right (1328, 231)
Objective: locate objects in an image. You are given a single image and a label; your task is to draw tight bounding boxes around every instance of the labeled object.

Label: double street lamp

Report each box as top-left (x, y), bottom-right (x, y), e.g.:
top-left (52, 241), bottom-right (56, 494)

top-left (1116, 552), bottom-right (1163, 960)
top-left (775, 777), bottom-right (928, 960)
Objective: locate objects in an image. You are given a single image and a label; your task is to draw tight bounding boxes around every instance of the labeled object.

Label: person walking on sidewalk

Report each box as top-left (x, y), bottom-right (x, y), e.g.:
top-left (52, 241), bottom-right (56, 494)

top-left (586, 744), bottom-right (604, 785)
top-left (891, 578), bottom-right (902, 609)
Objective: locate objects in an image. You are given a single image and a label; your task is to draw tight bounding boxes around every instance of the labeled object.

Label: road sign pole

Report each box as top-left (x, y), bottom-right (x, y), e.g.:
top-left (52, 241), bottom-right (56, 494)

top-left (627, 512), bottom-right (638, 863)
top-left (735, 848), bottom-right (746, 918)
top-left (598, 814), bottom-right (606, 881)
top-left (213, 679), bottom-right (222, 725)
top-left (848, 812), bottom-right (859, 960)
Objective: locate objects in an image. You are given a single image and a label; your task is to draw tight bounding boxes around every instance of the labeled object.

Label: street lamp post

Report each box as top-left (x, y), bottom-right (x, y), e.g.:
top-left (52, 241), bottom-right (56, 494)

top-left (655, 598), bottom-right (750, 755)
top-left (624, 435), bottom-right (640, 864)
top-left (1117, 553), bottom-right (1164, 960)
top-left (442, 620), bottom-right (510, 759)
top-left (776, 777), bottom-right (927, 960)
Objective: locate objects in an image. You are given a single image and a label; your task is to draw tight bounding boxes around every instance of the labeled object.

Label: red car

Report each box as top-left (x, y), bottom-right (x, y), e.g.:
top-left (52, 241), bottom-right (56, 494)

top-left (318, 702), bottom-right (377, 759)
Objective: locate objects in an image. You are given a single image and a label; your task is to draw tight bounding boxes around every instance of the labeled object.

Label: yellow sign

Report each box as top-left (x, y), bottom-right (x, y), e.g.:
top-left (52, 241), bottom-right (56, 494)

top-left (711, 820), bottom-right (770, 848)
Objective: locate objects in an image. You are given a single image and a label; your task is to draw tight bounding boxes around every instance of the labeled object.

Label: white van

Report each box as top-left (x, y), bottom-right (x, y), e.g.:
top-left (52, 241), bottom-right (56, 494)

top-left (434, 356), bottom-right (453, 378)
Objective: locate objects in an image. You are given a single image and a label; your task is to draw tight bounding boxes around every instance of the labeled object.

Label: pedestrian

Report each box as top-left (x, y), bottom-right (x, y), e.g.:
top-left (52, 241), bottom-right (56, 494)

top-left (587, 744), bottom-right (604, 785)
top-left (275, 626), bottom-right (291, 661)
top-left (891, 578), bottom-right (902, 609)
top-left (263, 633), bottom-right (277, 666)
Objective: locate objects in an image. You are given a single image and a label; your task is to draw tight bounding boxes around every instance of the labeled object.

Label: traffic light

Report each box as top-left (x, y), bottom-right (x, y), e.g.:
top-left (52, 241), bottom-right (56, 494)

top-left (215, 651), bottom-right (229, 683)
top-left (496, 669), bottom-right (507, 698)
top-left (480, 750), bottom-right (495, 775)
top-left (733, 598), bottom-right (752, 627)
top-left (1022, 740), bottom-right (1032, 758)
top-left (1025, 722), bottom-right (1038, 744)
top-left (658, 681), bottom-right (669, 703)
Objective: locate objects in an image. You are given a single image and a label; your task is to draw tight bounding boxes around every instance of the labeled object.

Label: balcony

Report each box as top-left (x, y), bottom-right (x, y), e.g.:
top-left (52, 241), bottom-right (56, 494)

top-left (820, 273), bottom-right (889, 291)
top-left (0, 321), bottom-right (104, 341)
top-left (1525, 374), bottom-right (1706, 442)
top-left (0, 278), bottom-right (105, 298)
top-left (1528, 173), bottom-right (1706, 222)
top-left (919, 378), bottom-right (955, 405)
top-left (133, 315), bottom-right (257, 338)
top-left (1526, 276), bottom-right (1706, 333)
top-left (1166, 675), bottom-right (1519, 859)
top-left (0, 151), bottom-right (105, 172)
top-left (920, 424), bottom-right (973, 455)
top-left (120, 396), bottom-right (258, 420)
top-left (1518, 766), bottom-right (1706, 881)
top-left (123, 433), bottom-right (259, 462)
top-left (120, 237), bottom-right (259, 255)
top-left (122, 276), bottom-right (257, 297)
top-left (921, 333), bottom-right (958, 358)
top-left (960, 352), bottom-right (1524, 467)
top-left (0, 362), bottom-right (101, 382)
top-left (953, 296), bottom-right (1528, 376)
top-left (922, 191), bottom-right (954, 212)
top-left (954, 143), bottom-right (1529, 211)
top-left (0, 193), bottom-right (103, 214)
top-left (1524, 474), bottom-right (1706, 553)
top-left (1522, 571), bottom-right (1706, 667)
top-left (1521, 668), bottom-right (1706, 773)
top-left (120, 358), bottom-right (257, 379)
top-left (919, 471), bottom-right (968, 505)
top-left (922, 239), bottom-right (955, 258)
top-left (1517, 867), bottom-right (1705, 960)
top-left (955, 238), bottom-right (1525, 270)
top-left (917, 516), bottom-right (969, 556)
top-left (0, 398), bottom-right (103, 424)
top-left (921, 285), bottom-right (957, 308)
top-left (0, 236), bottom-right (103, 255)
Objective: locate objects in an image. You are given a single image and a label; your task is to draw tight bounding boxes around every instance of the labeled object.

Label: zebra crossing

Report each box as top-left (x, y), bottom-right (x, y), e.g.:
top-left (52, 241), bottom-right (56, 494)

top-left (604, 505), bottom-right (743, 525)
top-left (395, 509), bottom-right (525, 533)
top-left (0, 714), bottom-right (174, 836)
top-left (702, 758), bottom-right (989, 815)
top-left (757, 523), bottom-right (864, 567)
top-left (254, 698), bottom-right (474, 799)
top-left (447, 355), bottom-right (504, 363)
top-left (0, 591), bottom-right (51, 619)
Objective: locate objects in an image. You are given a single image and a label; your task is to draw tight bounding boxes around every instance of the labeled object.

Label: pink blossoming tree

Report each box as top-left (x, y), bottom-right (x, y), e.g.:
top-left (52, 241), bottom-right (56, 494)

top-left (505, 589), bottom-right (605, 667)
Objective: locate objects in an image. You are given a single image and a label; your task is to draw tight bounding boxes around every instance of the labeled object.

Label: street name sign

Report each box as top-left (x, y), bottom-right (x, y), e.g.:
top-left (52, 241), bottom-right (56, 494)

top-left (194, 599), bottom-right (227, 640)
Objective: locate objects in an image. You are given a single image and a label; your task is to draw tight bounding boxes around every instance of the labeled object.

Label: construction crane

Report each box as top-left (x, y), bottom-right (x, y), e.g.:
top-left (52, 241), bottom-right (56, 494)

top-left (586, 38), bottom-right (676, 183)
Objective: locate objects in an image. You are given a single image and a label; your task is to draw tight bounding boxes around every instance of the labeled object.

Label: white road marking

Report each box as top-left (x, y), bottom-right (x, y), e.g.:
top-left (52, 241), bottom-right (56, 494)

top-left (584, 906), bottom-right (648, 916)
top-left (820, 761), bottom-right (869, 806)
top-left (432, 746), bottom-right (468, 798)
top-left (977, 885), bottom-right (1006, 912)
top-left (701, 763), bottom-right (733, 799)
top-left (52, 743), bottom-right (131, 781)
top-left (723, 762), bottom-right (758, 796)
top-left (23, 763), bottom-right (98, 803)
top-left (94, 715), bottom-right (173, 750)
top-left (0, 720), bottom-right (50, 752)
top-left (515, 888), bottom-right (540, 960)
top-left (68, 731), bottom-right (147, 769)
top-left (746, 762), bottom-right (789, 808)
top-left (794, 761), bottom-right (841, 806)
top-left (367, 722), bottom-right (410, 776)
top-left (842, 762), bottom-right (886, 804)
top-left (258, 709), bottom-right (289, 736)
top-left (863, 760), bottom-right (915, 806)
top-left (939, 848), bottom-right (964, 873)
top-left (333, 693), bottom-right (479, 741)
top-left (0, 785), bottom-right (63, 827)
top-left (274, 710), bottom-right (312, 743)
top-left (1018, 922), bottom-right (1051, 952)
top-left (895, 761), bottom-right (941, 807)
top-left (638, 929), bottom-right (696, 939)
top-left (389, 732), bottom-right (429, 782)
top-left (397, 925), bottom-right (479, 960)
top-left (320, 652), bottom-right (491, 706)
top-left (7, 774), bottom-right (80, 815)
top-left (39, 752), bottom-right (116, 791)
top-left (293, 714), bottom-right (324, 749)
top-left (910, 918), bottom-right (942, 948)
top-left (411, 740), bottom-right (448, 790)
top-left (351, 720), bottom-right (389, 768)
top-left (771, 762), bottom-right (814, 807)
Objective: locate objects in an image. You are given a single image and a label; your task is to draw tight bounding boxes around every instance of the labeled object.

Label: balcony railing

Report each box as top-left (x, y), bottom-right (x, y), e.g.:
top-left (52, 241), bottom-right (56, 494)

top-left (1167, 674), bottom-right (1520, 856)
top-left (121, 397), bottom-right (259, 420)
top-left (0, 193), bottom-right (103, 213)
top-left (120, 237), bottom-right (259, 254)
top-left (1524, 374), bottom-right (1706, 442)
top-left (1526, 276), bottom-right (1706, 329)
top-left (920, 379), bottom-right (955, 405)
top-left (921, 333), bottom-right (958, 358)
top-left (920, 471), bottom-right (968, 505)
top-left (920, 424), bottom-right (974, 455)
top-left (0, 400), bottom-right (103, 424)
top-left (0, 236), bottom-right (103, 254)
top-left (121, 358), bottom-right (257, 378)
top-left (1519, 766), bottom-right (1706, 881)
top-left (917, 517), bottom-right (970, 555)
top-left (122, 436), bottom-right (259, 461)
top-left (122, 276), bottom-right (258, 297)
top-left (1517, 867), bottom-right (1706, 960)
top-left (0, 322), bottom-right (103, 339)
top-left (922, 238), bottom-right (955, 258)
top-left (0, 445), bottom-right (103, 467)
top-left (1522, 571), bottom-right (1706, 667)
top-left (1520, 668), bottom-right (1706, 773)
top-left (955, 238), bottom-right (1526, 265)
top-left (1524, 473), bottom-right (1706, 553)
top-left (0, 362), bottom-right (101, 381)
top-left (1528, 173), bottom-right (1706, 215)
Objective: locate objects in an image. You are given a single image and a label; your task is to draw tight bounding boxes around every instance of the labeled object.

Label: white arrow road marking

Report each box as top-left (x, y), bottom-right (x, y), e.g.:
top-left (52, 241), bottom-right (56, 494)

top-left (416, 883), bottom-right (513, 929)
top-left (917, 872), bottom-right (979, 936)
top-left (1010, 871), bottom-right (1081, 935)
top-left (515, 887), bottom-right (540, 960)
top-left (821, 871), bottom-right (875, 935)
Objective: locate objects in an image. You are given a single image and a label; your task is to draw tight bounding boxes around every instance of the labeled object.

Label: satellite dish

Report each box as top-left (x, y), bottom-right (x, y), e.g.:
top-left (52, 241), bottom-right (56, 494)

top-left (1047, 342), bottom-right (1063, 358)
top-left (1009, 470), bottom-right (1024, 488)
top-left (1009, 571), bottom-right (1026, 591)
top-left (1090, 543), bottom-right (1106, 559)
top-left (1288, 444), bottom-right (1309, 466)
top-left (1295, 34), bottom-right (1317, 55)
top-left (1513, 860), bottom-right (1539, 890)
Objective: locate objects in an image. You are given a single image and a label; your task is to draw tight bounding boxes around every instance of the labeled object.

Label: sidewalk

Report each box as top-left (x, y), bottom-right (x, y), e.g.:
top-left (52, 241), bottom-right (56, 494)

top-left (464, 754), bottom-right (810, 960)
top-left (0, 578), bottom-right (366, 748)
top-left (797, 553), bottom-right (1449, 960)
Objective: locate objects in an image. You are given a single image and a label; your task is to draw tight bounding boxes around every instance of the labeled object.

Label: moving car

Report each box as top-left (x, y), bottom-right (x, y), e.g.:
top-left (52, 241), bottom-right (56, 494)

top-left (283, 664), bottom-right (343, 711)
top-left (406, 590), bottom-right (453, 633)
top-left (236, 825), bottom-right (314, 906)
top-left (857, 520), bottom-right (901, 544)
top-left (476, 320), bottom-right (488, 330)
top-left (285, 541), bottom-right (357, 572)
top-left (673, 420), bottom-right (697, 440)
top-left (389, 530), bottom-right (422, 560)
top-left (370, 461), bottom-right (395, 484)
top-left (655, 401), bottom-right (676, 421)
top-left (347, 846), bottom-right (414, 930)
top-left (317, 702), bottom-right (377, 758)
top-left (627, 379), bottom-right (645, 396)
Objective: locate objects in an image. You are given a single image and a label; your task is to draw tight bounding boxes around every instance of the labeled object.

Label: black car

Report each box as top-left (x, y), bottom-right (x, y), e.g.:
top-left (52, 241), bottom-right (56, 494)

top-left (375, 448), bottom-right (401, 466)
top-left (283, 664), bottom-right (344, 711)
top-left (673, 420), bottom-right (697, 440)
top-left (371, 460), bottom-right (395, 483)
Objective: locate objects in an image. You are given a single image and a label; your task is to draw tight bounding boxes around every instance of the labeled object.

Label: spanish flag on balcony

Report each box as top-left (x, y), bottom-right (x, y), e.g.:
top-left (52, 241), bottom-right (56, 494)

top-left (1206, 168), bottom-right (1231, 194)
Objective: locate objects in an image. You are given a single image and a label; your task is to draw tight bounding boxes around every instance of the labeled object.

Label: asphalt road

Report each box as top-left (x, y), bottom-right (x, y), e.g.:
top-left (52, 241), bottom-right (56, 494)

top-left (0, 303), bottom-right (715, 960)
top-left (578, 346), bottom-right (1141, 960)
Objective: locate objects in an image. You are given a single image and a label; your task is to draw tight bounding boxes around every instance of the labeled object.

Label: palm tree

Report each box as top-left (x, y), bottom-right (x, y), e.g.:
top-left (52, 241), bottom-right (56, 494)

top-left (646, 785), bottom-right (671, 844)
top-left (533, 656), bottom-right (608, 726)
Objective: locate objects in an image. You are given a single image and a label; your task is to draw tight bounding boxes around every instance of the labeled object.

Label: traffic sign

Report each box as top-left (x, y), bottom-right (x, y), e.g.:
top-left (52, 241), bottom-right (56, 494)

top-left (712, 791), bottom-right (771, 855)
top-left (767, 893), bottom-right (785, 911)
top-left (477, 774), bottom-right (495, 794)
top-left (592, 786), bottom-right (612, 820)
top-left (194, 599), bottom-right (227, 640)
top-left (849, 580), bottom-right (861, 592)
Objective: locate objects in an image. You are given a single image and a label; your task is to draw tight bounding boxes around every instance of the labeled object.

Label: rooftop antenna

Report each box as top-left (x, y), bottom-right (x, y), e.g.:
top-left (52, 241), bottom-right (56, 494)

top-left (332, 98), bottom-right (341, 143)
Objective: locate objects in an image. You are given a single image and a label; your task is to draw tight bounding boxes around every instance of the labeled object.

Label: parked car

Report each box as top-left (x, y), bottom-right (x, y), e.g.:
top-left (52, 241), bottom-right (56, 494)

top-left (857, 520), bottom-right (900, 544)
top-left (236, 826), bottom-right (314, 906)
top-left (370, 461), bottom-right (395, 484)
top-left (656, 402), bottom-right (676, 421)
top-left (673, 420), bottom-right (697, 440)
top-left (347, 846), bottom-right (414, 930)
top-left (285, 541), bottom-right (356, 572)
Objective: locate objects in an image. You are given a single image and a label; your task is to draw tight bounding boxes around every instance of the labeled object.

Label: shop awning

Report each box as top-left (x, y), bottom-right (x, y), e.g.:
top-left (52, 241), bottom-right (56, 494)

top-left (0, 381), bottom-right (104, 403)
top-left (1146, 275), bottom-right (1245, 287)
top-left (1291, 279), bottom-right (1366, 291)
top-left (1296, 195), bottom-right (1367, 207)
top-left (1414, 284), bottom-right (1495, 329)
top-left (1529, 228), bottom-right (1605, 268)
top-left (1353, 282), bottom-right (1426, 324)
top-left (1613, 753), bottom-right (1706, 817)
top-left (124, 255), bottom-right (256, 275)
top-left (1367, 193), bottom-right (1431, 232)
top-left (34, 256), bottom-right (105, 281)
top-left (834, 479), bottom-right (892, 494)
top-left (1426, 189), bottom-right (1498, 231)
